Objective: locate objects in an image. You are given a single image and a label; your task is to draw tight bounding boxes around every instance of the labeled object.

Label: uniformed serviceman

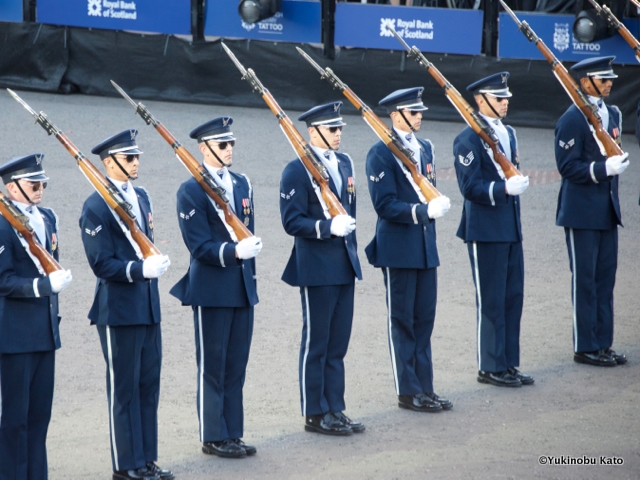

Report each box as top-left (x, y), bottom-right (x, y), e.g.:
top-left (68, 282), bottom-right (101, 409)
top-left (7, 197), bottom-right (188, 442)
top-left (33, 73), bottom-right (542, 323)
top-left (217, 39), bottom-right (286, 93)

top-left (280, 102), bottom-right (364, 435)
top-left (453, 73), bottom-right (534, 388)
top-left (365, 88), bottom-right (453, 412)
top-left (555, 57), bottom-right (629, 367)
top-left (0, 154), bottom-right (72, 479)
top-left (79, 130), bottom-right (173, 480)
top-left (170, 117), bottom-right (262, 458)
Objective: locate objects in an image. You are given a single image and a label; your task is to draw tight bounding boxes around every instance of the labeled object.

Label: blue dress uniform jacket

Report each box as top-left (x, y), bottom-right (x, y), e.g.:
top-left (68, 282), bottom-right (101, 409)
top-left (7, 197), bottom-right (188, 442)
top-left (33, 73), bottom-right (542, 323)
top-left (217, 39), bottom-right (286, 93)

top-left (0, 208), bottom-right (60, 353)
top-left (454, 125), bottom-right (522, 243)
top-left (280, 152), bottom-right (361, 417)
top-left (365, 138), bottom-right (439, 269)
top-left (171, 170), bottom-right (257, 443)
top-left (0, 206), bottom-right (60, 479)
top-left (555, 103), bottom-right (623, 354)
top-left (170, 173), bottom-right (257, 307)
top-left (79, 185), bottom-right (163, 472)
top-left (80, 187), bottom-right (160, 326)
top-left (453, 124), bottom-right (525, 373)
top-left (365, 137), bottom-right (441, 396)
top-left (555, 104), bottom-right (622, 230)
top-left (280, 153), bottom-right (362, 286)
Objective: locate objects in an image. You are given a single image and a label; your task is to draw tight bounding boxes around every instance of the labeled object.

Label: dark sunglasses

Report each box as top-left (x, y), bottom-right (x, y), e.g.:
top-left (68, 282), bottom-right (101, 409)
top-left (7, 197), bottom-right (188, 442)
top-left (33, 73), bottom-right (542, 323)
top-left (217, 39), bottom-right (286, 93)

top-left (217, 141), bottom-right (235, 150)
top-left (22, 181), bottom-right (48, 192)
top-left (327, 126), bottom-right (343, 133)
top-left (401, 110), bottom-right (421, 117)
top-left (124, 154), bottom-right (139, 163)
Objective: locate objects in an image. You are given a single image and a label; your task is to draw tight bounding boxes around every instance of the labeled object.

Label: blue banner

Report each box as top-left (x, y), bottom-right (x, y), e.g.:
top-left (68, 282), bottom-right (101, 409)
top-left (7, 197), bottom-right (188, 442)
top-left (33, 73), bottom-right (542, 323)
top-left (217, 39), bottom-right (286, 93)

top-left (335, 4), bottom-right (483, 56)
top-left (499, 13), bottom-right (640, 65)
top-left (205, 0), bottom-right (321, 44)
top-left (37, 0), bottom-right (191, 35)
top-left (0, 0), bottom-right (22, 22)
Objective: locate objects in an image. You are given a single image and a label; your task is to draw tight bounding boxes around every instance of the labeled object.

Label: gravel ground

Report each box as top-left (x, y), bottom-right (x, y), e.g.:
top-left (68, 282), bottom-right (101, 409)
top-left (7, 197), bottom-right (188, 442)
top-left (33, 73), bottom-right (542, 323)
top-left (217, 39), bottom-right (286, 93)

top-left (1, 89), bottom-right (639, 479)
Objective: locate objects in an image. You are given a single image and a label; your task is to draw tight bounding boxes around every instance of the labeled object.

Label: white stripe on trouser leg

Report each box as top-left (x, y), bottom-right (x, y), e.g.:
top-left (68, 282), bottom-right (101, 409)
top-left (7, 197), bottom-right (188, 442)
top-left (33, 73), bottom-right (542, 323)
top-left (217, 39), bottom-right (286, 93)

top-left (106, 326), bottom-right (119, 471)
top-left (386, 268), bottom-right (400, 395)
top-left (472, 243), bottom-right (483, 371)
top-left (301, 287), bottom-right (311, 416)
top-left (569, 229), bottom-right (578, 352)
top-left (198, 307), bottom-right (205, 441)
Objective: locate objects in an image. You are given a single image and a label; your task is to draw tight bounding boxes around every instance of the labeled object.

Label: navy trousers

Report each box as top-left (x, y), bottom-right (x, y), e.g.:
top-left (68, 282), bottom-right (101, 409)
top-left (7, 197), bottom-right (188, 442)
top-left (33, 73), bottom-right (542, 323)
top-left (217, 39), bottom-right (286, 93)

top-left (97, 324), bottom-right (161, 472)
top-left (382, 267), bottom-right (437, 396)
top-left (299, 282), bottom-right (354, 416)
top-left (565, 227), bottom-right (617, 353)
top-left (0, 350), bottom-right (55, 480)
top-left (467, 241), bottom-right (524, 373)
top-left (193, 306), bottom-right (253, 442)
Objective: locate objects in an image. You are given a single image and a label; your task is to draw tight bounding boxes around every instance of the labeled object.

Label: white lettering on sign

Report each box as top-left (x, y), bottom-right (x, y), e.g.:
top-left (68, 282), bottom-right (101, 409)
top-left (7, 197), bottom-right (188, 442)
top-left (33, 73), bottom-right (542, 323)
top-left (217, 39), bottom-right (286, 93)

top-left (380, 16), bottom-right (435, 41)
top-left (87, 0), bottom-right (137, 20)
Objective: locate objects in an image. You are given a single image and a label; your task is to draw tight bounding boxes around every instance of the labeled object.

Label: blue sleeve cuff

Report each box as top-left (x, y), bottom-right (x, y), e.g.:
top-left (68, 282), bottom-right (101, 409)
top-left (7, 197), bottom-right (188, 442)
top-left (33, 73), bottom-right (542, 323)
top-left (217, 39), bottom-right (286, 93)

top-left (38, 277), bottom-right (53, 297)
top-left (493, 181), bottom-right (508, 205)
top-left (130, 261), bottom-right (145, 282)
top-left (223, 243), bottom-right (238, 267)
top-left (416, 204), bottom-right (430, 223)
top-left (593, 161), bottom-right (609, 183)
top-left (320, 220), bottom-right (332, 239)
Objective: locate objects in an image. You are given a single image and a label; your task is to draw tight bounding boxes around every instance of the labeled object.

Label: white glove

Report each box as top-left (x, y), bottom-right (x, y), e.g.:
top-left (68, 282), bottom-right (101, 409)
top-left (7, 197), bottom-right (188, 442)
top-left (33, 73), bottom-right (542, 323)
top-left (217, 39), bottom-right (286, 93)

top-left (505, 175), bottom-right (529, 196)
top-left (330, 215), bottom-right (356, 237)
top-left (605, 153), bottom-right (629, 176)
top-left (143, 255), bottom-right (171, 279)
top-left (49, 269), bottom-right (72, 294)
top-left (236, 237), bottom-right (263, 260)
top-left (427, 196), bottom-right (451, 220)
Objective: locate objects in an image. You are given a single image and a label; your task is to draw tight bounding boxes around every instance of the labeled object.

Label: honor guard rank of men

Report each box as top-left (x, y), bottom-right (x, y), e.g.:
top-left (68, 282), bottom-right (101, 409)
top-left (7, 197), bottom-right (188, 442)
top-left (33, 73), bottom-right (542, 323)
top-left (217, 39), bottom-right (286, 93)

top-left (79, 130), bottom-right (173, 480)
top-left (0, 154), bottom-right (72, 478)
top-left (555, 57), bottom-right (628, 367)
top-left (170, 117), bottom-right (262, 458)
top-left (279, 102), bottom-right (365, 435)
top-left (453, 73), bottom-right (534, 388)
top-left (365, 88), bottom-right (453, 413)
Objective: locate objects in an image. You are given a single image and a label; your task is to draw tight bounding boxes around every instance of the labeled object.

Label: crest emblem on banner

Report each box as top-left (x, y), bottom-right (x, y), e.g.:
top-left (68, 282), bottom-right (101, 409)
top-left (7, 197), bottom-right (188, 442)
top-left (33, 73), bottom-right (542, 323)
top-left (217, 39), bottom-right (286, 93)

top-left (553, 23), bottom-right (570, 52)
top-left (241, 21), bottom-right (256, 32)
top-left (87, 0), bottom-right (101, 17)
top-left (380, 18), bottom-right (396, 37)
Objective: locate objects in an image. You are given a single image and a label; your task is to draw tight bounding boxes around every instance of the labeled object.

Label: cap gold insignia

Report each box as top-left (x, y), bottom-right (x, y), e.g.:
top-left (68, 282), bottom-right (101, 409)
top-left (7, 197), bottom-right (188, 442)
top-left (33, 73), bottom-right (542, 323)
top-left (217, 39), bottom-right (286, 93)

top-left (222, 117), bottom-right (231, 127)
top-left (334, 103), bottom-right (339, 112)
top-left (35, 154), bottom-right (43, 165)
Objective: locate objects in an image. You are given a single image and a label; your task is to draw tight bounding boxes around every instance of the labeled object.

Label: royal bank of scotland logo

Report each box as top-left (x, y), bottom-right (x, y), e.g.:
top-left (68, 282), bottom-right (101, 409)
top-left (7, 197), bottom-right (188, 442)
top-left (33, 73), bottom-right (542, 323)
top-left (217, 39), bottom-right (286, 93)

top-left (553, 23), bottom-right (570, 52)
top-left (88, 0), bottom-right (102, 16)
top-left (380, 18), bottom-right (396, 37)
top-left (241, 21), bottom-right (256, 32)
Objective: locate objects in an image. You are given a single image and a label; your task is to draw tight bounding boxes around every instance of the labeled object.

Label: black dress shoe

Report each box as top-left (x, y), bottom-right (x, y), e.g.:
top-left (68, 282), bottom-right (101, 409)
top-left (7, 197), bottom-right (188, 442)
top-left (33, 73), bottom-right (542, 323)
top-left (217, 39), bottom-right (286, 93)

top-left (477, 370), bottom-right (522, 387)
top-left (232, 438), bottom-right (257, 455)
top-left (507, 367), bottom-right (535, 385)
top-left (333, 411), bottom-right (365, 433)
top-left (574, 350), bottom-right (617, 367)
top-left (603, 348), bottom-right (627, 365)
top-left (398, 394), bottom-right (442, 412)
top-left (305, 412), bottom-right (352, 436)
top-left (202, 439), bottom-right (247, 458)
top-left (145, 463), bottom-right (174, 480)
top-left (113, 467), bottom-right (159, 480)
top-left (420, 392), bottom-right (453, 410)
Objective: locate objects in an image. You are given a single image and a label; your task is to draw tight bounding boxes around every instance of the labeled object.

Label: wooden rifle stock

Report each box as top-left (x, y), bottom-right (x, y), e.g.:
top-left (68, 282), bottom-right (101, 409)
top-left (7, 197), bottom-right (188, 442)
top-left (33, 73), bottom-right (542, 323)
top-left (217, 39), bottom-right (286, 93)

top-left (296, 48), bottom-right (441, 202)
top-left (5, 89), bottom-right (161, 259)
top-left (220, 44), bottom-right (345, 217)
top-left (55, 130), bottom-right (162, 258)
top-left (0, 193), bottom-right (63, 274)
top-left (499, 1), bottom-right (624, 158)
top-left (108, 82), bottom-right (254, 242)
top-left (259, 90), bottom-right (346, 217)
top-left (153, 124), bottom-right (254, 240)
top-left (589, 0), bottom-right (640, 62)
top-left (386, 31), bottom-right (521, 179)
